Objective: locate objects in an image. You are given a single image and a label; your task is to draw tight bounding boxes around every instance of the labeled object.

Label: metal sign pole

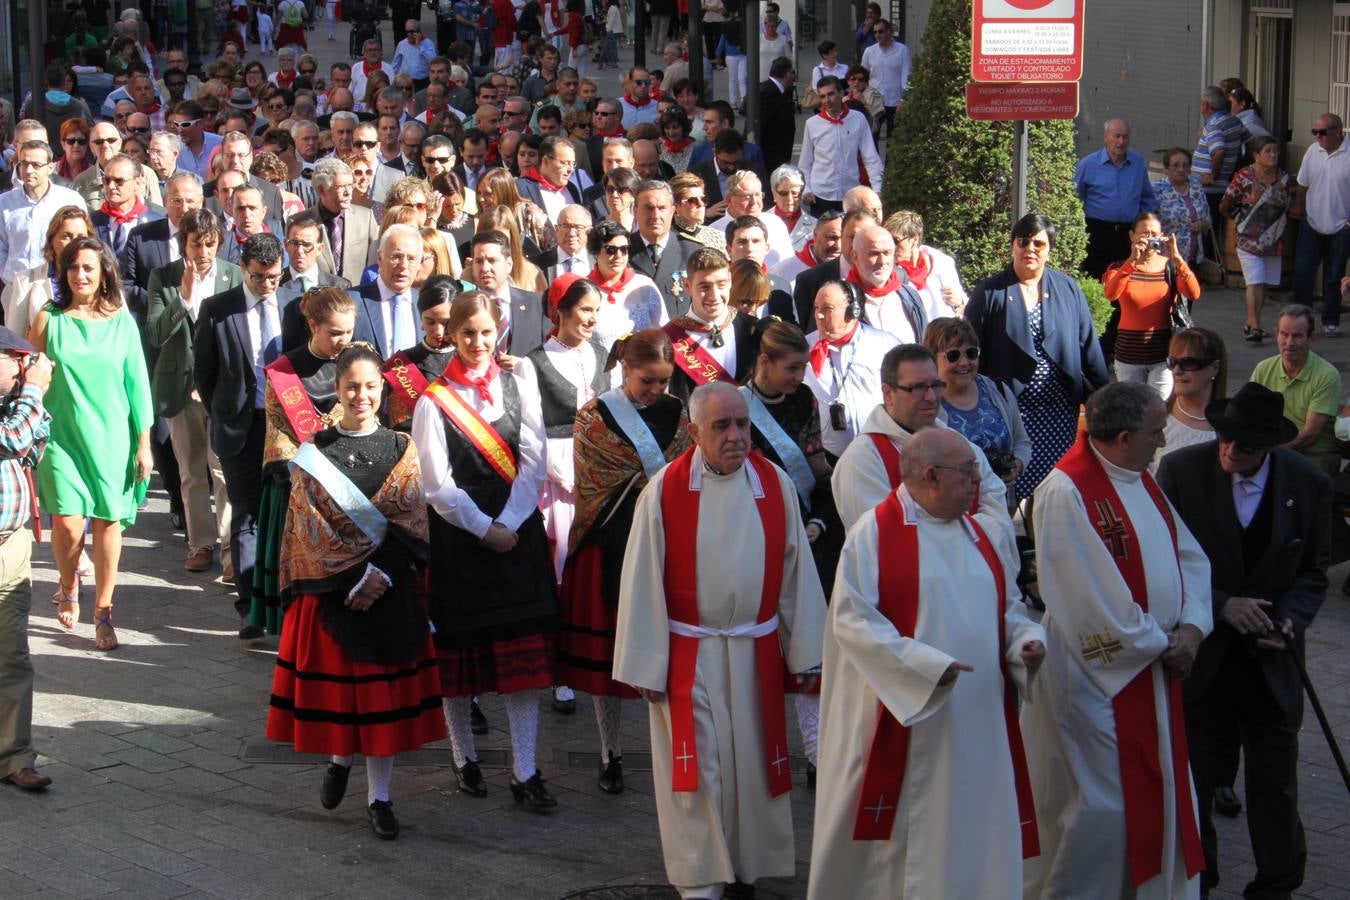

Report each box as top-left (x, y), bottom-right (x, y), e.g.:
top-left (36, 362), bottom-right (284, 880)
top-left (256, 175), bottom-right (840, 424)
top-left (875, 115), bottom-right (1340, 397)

top-left (1012, 118), bottom-right (1028, 222)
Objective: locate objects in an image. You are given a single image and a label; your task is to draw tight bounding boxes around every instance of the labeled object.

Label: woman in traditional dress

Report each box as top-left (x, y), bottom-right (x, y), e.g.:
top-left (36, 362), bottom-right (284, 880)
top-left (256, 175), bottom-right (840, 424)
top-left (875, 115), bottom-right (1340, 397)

top-left (382, 275), bottom-right (459, 430)
top-left (265, 344), bottom-right (446, 841)
top-left (586, 219), bottom-right (669, 356)
top-left (558, 328), bottom-right (691, 793)
top-left (250, 288), bottom-right (355, 635)
top-left (30, 236), bottom-right (153, 652)
top-left (411, 290), bottom-right (560, 809)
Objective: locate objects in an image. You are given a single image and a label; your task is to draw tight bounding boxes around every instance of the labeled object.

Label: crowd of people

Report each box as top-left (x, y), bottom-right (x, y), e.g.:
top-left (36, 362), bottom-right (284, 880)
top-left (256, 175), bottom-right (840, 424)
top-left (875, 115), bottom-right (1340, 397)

top-left (0, 5), bottom-right (1342, 900)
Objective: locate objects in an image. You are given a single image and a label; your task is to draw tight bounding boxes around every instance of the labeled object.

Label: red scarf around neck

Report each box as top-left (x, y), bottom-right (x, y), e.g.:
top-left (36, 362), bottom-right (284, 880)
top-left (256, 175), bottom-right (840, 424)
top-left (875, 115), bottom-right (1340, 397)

top-left (275, 70), bottom-right (296, 88)
top-left (588, 266), bottom-right (636, 304)
top-left (847, 266), bottom-right (901, 298)
top-left (818, 107), bottom-right (848, 126)
top-left (594, 123), bottom-right (624, 139)
top-left (897, 249), bottom-right (932, 292)
top-left (101, 198), bottom-right (147, 227)
top-left (362, 59), bottom-right (383, 77)
top-left (525, 166), bottom-right (567, 192)
top-left (234, 222), bottom-right (271, 244)
top-left (809, 320), bottom-right (858, 376)
top-left (774, 207), bottom-right (801, 232)
top-left (795, 241), bottom-right (817, 267)
top-left (662, 135), bottom-right (694, 154)
top-left (444, 355), bottom-right (500, 403)
top-left (623, 93), bottom-right (652, 109)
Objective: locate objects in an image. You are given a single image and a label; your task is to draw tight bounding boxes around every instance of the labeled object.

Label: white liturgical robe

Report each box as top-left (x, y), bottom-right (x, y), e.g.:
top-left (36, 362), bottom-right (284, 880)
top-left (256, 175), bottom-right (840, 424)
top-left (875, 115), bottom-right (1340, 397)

top-left (1023, 442), bottom-right (1212, 900)
top-left (808, 486), bottom-right (1044, 899)
top-left (613, 448), bottom-right (827, 889)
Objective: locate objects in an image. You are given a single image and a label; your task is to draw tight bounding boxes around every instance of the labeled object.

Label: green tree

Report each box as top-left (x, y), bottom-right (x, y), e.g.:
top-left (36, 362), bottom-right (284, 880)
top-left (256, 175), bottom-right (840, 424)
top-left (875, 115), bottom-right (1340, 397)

top-left (882, 0), bottom-right (1088, 288)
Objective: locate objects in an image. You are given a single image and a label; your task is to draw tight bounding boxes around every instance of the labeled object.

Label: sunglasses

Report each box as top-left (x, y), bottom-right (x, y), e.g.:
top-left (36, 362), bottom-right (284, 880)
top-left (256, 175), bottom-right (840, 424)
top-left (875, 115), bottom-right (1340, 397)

top-left (889, 380), bottom-right (947, 394)
top-left (104, 175), bottom-right (134, 186)
top-left (352, 140), bottom-right (378, 149)
top-left (423, 155), bottom-right (451, 164)
top-left (91, 137), bottom-right (120, 146)
top-left (169, 119), bottom-right (199, 129)
top-left (1311, 128), bottom-right (1337, 137)
top-left (635, 79), bottom-right (652, 86)
top-left (1166, 355), bottom-right (1214, 371)
top-left (601, 244), bottom-right (630, 255)
top-left (942, 347), bottom-right (980, 364)
top-left (64, 137), bottom-right (88, 146)
top-left (1015, 236), bottom-right (1049, 251)
top-left (127, 126), bottom-right (150, 134)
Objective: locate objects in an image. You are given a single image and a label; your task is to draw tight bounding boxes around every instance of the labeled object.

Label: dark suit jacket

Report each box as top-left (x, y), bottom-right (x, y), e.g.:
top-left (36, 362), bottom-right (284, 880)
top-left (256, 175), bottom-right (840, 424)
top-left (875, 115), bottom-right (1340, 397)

top-left (1157, 444), bottom-right (1331, 712)
top-left (193, 285), bottom-right (262, 458)
top-left (146, 259), bottom-right (244, 417)
top-left (385, 155), bottom-right (422, 179)
top-left (630, 231), bottom-right (697, 319)
top-left (663, 312), bottom-right (756, 402)
top-left (581, 182), bottom-right (609, 221)
top-left (277, 269), bottom-right (353, 351)
top-left (783, 257), bottom-right (841, 330)
top-left (503, 285), bottom-right (550, 356)
top-left (118, 216), bottom-right (174, 324)
top-left (690, 160), bottom-right (727, 210)
top-left (204, 174), bottom-right (286, 223)
top-left (964, 266), bottom-right (1111, 405)
top-left (757, 78), bottom-right (797, 175)
top-left (688, 139), bottom-right (768, 181)
top-left (515, 174), bottom-right (582, 211)
top-left (94, 206), bottom-right (165, 269)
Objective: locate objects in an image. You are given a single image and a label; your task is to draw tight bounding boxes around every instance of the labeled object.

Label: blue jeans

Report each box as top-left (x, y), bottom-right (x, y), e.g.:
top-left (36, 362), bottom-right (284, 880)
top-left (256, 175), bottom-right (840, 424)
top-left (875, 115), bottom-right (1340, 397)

top-left (1293, 220), bottom-right (1350, 326)
top-left (601, 32), bottom-right (618, 64)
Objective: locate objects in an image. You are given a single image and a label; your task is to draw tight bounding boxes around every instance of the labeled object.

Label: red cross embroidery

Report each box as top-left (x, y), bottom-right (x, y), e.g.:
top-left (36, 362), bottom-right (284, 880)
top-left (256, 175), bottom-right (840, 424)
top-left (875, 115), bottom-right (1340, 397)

top-left (1092, 499), bottom-right (1131, 561)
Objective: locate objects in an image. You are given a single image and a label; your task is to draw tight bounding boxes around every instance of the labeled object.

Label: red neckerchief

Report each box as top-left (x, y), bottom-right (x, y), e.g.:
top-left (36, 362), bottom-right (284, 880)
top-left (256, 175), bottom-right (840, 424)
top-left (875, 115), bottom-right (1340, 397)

top-left (818, 107), bottom-right (848, 125)
top-left (588, 266), bottom-right (636, 304)
top-left (846, 266), bottom-right (901, 298)
top-left (275, 69), bottom-right (296, 88)
top-left (234, 223), bottom-right (271, 244)
top-left (138, 101), bottom-right (161, 115)
top-left (362, 59), bottom-right (382, 76)
top-left (594, 124), bottom-right (624, 139)
top-left (100, 198), bottom-right (147, 227)
top-left (486, 137), bottom-right (500, 164)
top-left (774, 207), bottom-right (801, 232)
top-left (795, 241), bottom-right (817, 267)
top-left (444, 355), bottom-right (499, 403)
top-left (662, 135), bottom-right (694, 154)
top-left (525, 167), bottom-right (567, 192)
top-left (623, 93), bottom-right (652, 109)
top-left (897, 249), bottom-right (932, 292)
top-left (809, 321), bottom-right (858, 376)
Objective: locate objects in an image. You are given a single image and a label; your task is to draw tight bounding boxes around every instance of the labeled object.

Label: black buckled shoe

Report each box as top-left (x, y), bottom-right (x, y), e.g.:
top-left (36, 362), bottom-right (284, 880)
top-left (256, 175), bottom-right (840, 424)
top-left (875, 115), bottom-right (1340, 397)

top-left (454, 759), bottom-right (488, 798)
top-left (367, 799), bottom-right (399, 840)
top-left (319, 763), bottom-right (350, 809)
top-left (509, 771), bottom-right (558, 810)
top-left (1214, 785), bottom-right (1242, 818)
top-left (724, 880), bottom-right (756, 899)
top-left (598, 753), bottom-right (624, 794)
top-left (470, 699), bottom-right (488, 735)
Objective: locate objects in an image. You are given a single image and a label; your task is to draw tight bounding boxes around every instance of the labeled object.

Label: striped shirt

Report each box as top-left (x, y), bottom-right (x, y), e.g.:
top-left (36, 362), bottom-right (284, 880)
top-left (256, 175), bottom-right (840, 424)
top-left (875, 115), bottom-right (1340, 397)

top-left (0, 384), bottom-right (49, 535)
top-left (1194, 111), bottom-right (1243, 194)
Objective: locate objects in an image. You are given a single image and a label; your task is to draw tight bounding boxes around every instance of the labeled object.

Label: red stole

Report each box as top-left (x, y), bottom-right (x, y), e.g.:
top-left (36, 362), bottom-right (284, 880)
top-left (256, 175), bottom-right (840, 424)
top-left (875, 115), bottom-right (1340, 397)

top-left (659, 448), bottom-right (792, 797)
top-left (855, 491), bottom-right (1038, 854)
top-left (264, 355), bottom-right (325, 442)
top-left (897, 250), bottom-right (931, 292)
top-left (662, 320), bottom-right (732, 385)
top-left (846, 266), bottom-right (901, 298)
top-left (588, 266), bottom-right (636, 304)
top-left (869, 433), bottom-right (902, 487)
top-left (424, 376), bottom-right (518, 483)
top-left (381, 350), bottom-right (431, 423)
top-left (1054, 434), bottom-right (1205, 887)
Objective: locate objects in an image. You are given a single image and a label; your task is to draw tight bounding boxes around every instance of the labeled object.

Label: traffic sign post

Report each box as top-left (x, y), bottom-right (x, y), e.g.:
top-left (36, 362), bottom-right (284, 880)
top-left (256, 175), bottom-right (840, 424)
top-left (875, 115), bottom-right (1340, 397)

top-left (965, 82), bottom-right (1079, 120)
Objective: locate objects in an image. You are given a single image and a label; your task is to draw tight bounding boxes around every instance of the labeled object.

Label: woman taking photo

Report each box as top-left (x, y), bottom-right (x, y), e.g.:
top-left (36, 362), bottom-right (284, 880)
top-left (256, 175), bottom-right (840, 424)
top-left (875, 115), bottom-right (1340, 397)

top-left (586, 219), bottom-right (669, 354)
top-left (30, 236), bottom-right (153, 651)
top-left (1152, 326), bottom-right (1227, 471)
top-left (1219, 135), bottom-right (1291, 344)
top-left (411, 291), bottom-right (560, 810)
top-left (2, 206), bottom-right (92, 341)
top-left (965, 213), bottom-right (1110, 500)
top-left (1151, 148), bottom-right (1212, 268)
top-left (559, 328), bottom-right (691, 793)
top-left (601, 167), bottom-right (640, 232)
top-left (383, 275), bottom-right (459, 430)
top-left (1102, 212), bottom-right (1202, 397)
top-left (251, 288), bottom-right (355, 635)
top-left (266, 344), bottom-right (447, 842)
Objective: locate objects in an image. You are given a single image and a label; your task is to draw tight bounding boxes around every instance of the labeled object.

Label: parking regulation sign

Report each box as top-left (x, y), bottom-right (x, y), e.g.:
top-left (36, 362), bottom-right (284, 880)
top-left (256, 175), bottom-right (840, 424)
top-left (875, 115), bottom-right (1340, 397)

top-left (971, 0), bottom-right (1085, 83)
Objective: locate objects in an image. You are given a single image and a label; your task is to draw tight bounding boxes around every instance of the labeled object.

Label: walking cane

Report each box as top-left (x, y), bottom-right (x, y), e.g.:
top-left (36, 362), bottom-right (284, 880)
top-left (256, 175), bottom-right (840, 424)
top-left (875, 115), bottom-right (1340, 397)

top-left (1286, 637), bottom-right (1350, 795)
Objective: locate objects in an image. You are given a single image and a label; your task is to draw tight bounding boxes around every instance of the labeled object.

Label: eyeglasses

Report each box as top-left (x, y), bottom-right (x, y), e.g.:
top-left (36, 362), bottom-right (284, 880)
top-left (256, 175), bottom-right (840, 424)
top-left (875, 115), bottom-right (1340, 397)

top-left (942, 347), bottom-right (980, 364)
top-left (557, 222), bottom-right (588, 231)
top-left (679, 195), bottom-right (706, 205)
top-left (601, 244), bottom-right (630, 256)
top-left (933, 461), bottom-right (980, 478)
top-left (889, 380), bottom-right (946, 394)
top-left (91, 137), bottom-right (120, 146)
top-left (285, 239), bottom-right (318, 251)
top-left (635, 79), bottom-right (652, 86)
top-left (64, 137), bottom-right (88, 146)
top-left (1015, 236), bottom-right (1049, 251)
top-left (127, 126), bottom-right (150, 134)
top-left (247, 272), bottom-right (284, 285)
top-left (352, 140), bottom-right (378, 149)
top-left (104, 175), bottom-right (134, 186)
top-left (405, 29), bottom-right (418, 35)
top-left (407, 201), bottom-right (428, 211)
top-left (423, 155), bottom-right (451, 164)
top-left (168, 118), bottom-right (199, 129)
top-left (1166, 355), bottom-right (1214, 371)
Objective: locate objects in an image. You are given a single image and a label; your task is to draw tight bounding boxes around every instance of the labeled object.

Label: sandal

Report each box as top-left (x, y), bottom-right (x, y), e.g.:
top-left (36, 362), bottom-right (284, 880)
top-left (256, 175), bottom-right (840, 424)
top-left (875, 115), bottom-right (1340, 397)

top-left (51, 579), bottom-right (79, 630)
top-left (93, 607), bottom-right (118, 652)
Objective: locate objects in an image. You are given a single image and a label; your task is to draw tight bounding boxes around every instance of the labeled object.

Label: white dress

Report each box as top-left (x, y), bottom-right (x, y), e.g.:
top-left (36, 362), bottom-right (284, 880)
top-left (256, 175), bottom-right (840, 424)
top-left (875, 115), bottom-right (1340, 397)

top-left (592, 271), bottom-right (670, 382)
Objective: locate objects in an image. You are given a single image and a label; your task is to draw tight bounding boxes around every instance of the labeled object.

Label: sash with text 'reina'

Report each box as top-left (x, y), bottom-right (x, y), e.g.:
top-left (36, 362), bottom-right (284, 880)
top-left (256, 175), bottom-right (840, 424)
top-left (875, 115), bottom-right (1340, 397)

top-left (264, 355), bottom-right (325, 443)
top-left (854, 491), bottom-right (1038, 857)
top-left (1054, 433), bottom-right (1205, 887)
top-left (382, 351), bottom-right (431, 425)
top-left (424, 380), bottom-right (518, 483)
top-left (659, 448), bottom-right (792, 798)
top-left (662, 322), bottom-right (732, 386)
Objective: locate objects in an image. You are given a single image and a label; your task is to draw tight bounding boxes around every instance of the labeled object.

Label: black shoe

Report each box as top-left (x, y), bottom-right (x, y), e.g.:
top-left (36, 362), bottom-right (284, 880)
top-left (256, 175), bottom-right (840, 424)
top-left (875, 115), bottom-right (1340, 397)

top-left (806, 761), bottom-right (817, 790)
top-left (509, 771), bottom-right (558, 809)
top-left (597, 753), bottom-right (624, 794)
top-left (367, 799), bottom-right (399, 839)
top-left (319, 763), bottom-right (350, 809)
top-left (724, 881), bottom-right (756, 899)
top-left (454, 759), bottom-right (487, 798)
top-left (552, 695), bottom-right (576, 715)
top-left (1213, 785), bottom-right (1242, 818)
top-left (470, 699), bottom-right (488, 735)
top-left (238, 618), bottom-right (264, 640)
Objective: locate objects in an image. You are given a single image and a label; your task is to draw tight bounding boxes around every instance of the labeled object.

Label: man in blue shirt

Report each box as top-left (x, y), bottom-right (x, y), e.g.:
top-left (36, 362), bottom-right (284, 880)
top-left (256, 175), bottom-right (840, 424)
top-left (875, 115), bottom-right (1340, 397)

top-left (392, 20), bottom-right (437, 91)
top-left (1074, 118), bottom-right (1157, 278)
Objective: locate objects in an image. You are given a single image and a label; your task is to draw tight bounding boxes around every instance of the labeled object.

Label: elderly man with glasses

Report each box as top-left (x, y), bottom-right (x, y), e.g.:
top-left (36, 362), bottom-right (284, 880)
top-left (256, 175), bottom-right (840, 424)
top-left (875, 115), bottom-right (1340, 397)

top-left (72, 122), bottom-right (163, 207)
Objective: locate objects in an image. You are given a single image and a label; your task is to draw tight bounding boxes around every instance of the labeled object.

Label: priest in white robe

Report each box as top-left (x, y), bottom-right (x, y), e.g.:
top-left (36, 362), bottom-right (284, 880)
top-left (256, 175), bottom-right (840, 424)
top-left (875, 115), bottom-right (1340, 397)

top-left (614, 382), bottom-right (828, 899)
top-left (830, 344), bottom-right (1013, 559)
top-left (809, 429), bottom-right (1045, 900)
top-left (1024, 382), bottom-right (1212, 900)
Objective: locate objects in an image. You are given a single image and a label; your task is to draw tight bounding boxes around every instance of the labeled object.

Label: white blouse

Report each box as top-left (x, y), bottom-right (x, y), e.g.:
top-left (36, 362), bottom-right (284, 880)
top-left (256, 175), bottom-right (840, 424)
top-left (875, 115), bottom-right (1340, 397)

top-left (592, 271), bottom-right (670, 361)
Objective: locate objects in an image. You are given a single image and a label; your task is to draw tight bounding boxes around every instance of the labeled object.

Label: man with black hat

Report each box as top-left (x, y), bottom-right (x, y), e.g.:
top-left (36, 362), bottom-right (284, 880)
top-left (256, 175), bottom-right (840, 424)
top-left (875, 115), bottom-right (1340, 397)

top-left (0, 327), bottom-right (51, 792)
top-left (1157, 381), bottom-right (1331, 900)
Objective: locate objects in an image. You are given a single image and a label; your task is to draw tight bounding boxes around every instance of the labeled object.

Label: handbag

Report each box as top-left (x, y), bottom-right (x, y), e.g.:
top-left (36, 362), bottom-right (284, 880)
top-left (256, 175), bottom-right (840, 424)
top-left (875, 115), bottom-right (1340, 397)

top-left (801, 87), bottom-right (820, 109)
top-left (1166, 260), bottom-right (1194, 330)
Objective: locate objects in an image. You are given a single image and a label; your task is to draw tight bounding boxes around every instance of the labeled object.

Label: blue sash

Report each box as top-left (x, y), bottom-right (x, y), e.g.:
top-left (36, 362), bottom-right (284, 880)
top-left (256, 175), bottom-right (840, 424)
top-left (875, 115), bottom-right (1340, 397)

top-left (598, 388), bottom-right (668, 480)
top-left (289, 441), bottom-right (389, 546)
top-left (739, 386), bottom-right (815, 510)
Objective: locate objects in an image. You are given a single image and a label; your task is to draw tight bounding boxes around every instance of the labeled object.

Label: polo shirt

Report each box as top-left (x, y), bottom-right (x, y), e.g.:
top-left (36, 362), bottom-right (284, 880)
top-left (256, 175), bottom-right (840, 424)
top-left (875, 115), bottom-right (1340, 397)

top-left (1296, 141), bottom-right (1350, 235)
top-left (1251, 350), bottom-right (1342, 455)
top-left (1193, 111), bottom-right (1243, 194)
top-left (1074, 148), bottom-right (1158, 223)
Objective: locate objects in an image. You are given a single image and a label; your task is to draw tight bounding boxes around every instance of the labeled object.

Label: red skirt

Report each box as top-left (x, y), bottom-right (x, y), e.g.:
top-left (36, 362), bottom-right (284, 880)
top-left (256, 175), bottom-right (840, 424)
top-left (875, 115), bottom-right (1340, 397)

top-left (276, 23), bottom-right (308, 48)
top-left (555, 545), bottom-right (637, 698)
top-left (437, 632), bottom-right (556, 697)
top-left (266, 594), bottom-right (447, 757)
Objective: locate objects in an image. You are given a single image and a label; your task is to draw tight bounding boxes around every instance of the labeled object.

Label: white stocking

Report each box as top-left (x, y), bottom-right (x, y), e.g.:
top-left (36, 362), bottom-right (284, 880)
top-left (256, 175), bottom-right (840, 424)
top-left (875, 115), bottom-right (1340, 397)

top-left (330, 754), bottom-right (353, 767)
top-left (502, 690), bottom-right (539, 781)
top-left (594, 695), bottom-right (623, 761)
top-left (365, 755), bottom-right (394, 804)
top-left (442, 696), bottom-right (477, 769)
top-left (794, 694), bottom-right (820, 766)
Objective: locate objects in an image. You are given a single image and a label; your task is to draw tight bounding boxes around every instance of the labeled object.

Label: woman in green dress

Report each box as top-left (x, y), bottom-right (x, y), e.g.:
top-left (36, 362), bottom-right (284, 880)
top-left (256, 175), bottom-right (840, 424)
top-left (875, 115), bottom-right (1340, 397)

top-left (29, 236), bottom-right (153, 652)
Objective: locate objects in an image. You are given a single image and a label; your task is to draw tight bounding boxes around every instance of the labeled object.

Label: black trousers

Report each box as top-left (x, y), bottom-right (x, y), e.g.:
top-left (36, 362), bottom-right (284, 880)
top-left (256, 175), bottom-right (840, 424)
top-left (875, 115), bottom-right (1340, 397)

top-left (215, 412), bottom-right (265, 619)
top-left (1186, 645), bottom-right (1307, 898)
top-left (1083, 217), bottom-right (1133, 279)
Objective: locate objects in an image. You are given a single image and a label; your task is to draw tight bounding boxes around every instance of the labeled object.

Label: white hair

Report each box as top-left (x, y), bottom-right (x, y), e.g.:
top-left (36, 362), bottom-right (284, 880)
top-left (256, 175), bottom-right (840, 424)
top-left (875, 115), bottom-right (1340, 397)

top-left (151, 131), bottom-right (182, 153)
top-left (688, 382), bottom-right (744, 427)
top-left (379, 222), bottom-right (422, 253)
top-left (769, 164), bottom-right (805, 190)
top-left (311, 157), bottom-right (352, 190)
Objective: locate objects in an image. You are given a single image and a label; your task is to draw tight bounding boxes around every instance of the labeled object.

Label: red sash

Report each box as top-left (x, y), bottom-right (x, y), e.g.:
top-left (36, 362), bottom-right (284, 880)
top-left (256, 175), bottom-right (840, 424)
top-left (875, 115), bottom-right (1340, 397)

top-left (382, 351), bottom-right (431, 424)
top-left (1054, 433), bottom-right (1205, 887)
top-left (868, 433), bottom-right (902, 487)
top-left (855, 492), bottom-right (1039, 854)
top-left (264, 355), bottom-right (325, 442)
top-left (659, 448), bottom-right (792, 798)
top-left (424, 379), bottom-right (518, 483)
top-left (662, 322), bottom-right (732, 385)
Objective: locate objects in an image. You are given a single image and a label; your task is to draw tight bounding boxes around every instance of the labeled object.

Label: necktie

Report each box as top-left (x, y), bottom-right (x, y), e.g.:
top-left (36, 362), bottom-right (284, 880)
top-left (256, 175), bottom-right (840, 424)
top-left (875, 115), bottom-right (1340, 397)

top-left (297, 275), bottom-right (308, 294)
top-left (562, 256), bottom-right (572, 274)
top-left (650, 243), bottom-right (661, 270)
top-left (331, 214), bottom-right (344, 270)
top-left (495, 296), bottom-right (512, 353)
top-left (260, 297), bottom-right (281, 365)
top-left (392, 292), bottom-right (412, 352)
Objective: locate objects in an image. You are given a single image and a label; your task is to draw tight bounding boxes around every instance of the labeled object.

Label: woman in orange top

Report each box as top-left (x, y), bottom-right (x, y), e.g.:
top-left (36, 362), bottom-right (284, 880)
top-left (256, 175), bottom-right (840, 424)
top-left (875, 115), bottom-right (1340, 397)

top-left (1102, 211), bottom-right (1202, 399)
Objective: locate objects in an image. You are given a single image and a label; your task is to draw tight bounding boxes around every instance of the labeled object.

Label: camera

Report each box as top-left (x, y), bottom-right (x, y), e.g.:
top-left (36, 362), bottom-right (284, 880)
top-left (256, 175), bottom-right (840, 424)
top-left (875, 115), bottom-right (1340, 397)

top-left (829, 402), bottom-right (848, 431)
top-left (1145, 237), bottom-right (1169, 254)
top-left (984, 449), bottom-right (1018, 478)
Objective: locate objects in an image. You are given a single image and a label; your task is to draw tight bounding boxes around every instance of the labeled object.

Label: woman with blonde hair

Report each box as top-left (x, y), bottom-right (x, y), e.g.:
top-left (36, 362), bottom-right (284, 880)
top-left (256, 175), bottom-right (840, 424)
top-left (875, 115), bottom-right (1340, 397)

top-left (419, 227), bottom-right (462, 282)
top-left (478, 205), bottom-right (548, 293)
top-left (476, 167), bottom-right (556, 258)
top-left (730, 257), bottom-right (772, 316)
top-left (361, 70), bottom-right (390, 113)
top-left (342, 151), bottom-right (383, 220)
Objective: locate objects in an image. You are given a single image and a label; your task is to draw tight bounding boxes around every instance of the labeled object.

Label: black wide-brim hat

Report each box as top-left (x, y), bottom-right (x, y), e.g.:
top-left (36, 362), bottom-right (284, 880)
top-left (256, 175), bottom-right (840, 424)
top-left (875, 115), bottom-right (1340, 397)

top-left (1205, 382), bottom-right (1298, 447)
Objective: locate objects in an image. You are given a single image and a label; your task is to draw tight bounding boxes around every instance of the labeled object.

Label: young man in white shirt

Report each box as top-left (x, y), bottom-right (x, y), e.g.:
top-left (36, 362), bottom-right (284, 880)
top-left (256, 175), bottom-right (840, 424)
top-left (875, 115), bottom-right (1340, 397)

top-left (799, 76), bottom-right (882, 217)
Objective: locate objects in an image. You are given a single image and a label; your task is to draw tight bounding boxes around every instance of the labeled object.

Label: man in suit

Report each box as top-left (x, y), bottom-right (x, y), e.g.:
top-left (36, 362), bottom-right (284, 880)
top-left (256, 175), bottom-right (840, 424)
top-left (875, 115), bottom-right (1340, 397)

top-left (783, 208), bottom-right (878, 330)
top-left (221, 186), bottom-right (286, 266)
top-left (311, 157), bottom-right (379, 286)
top-left (72, 122), bottom-right (164, 208)
top-left (193, 233), bottom-right (287, 639)
top-left (277, 213), bottom-right (353, 352)
top-left (1157, 382), bottom-right (1331, 900)
top-left (757, 57), bottom-right (797, 175)
top-left (516, 136), bottom-right (581, 223)
top-left (91, 155), bottom-right (166, 259)
top-left (145, 209), bottom-right (240, 575)
top-left (533, 204), bottom-right (592, 285)
top-left (690, 129), bottom-right (766, 222)
top-left (661, 246), bottom-right (757, 401)
top-left (203, 132), bottom-right (286, 223)
top-left (468, 230), bottom-right (549, 357)
top-left (387, 120), bottom-right (426, 178)
top-left (688, 101), bottom-right (769, 179)
top-left (631, 180), bottom-right (698, 319)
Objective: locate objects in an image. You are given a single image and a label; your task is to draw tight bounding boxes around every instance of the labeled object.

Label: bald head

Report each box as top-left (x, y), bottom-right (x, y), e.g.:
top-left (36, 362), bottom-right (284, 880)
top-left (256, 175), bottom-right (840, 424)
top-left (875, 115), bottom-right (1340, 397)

top-left (853, 225), bottom-right (897, 288)
top-left (842, 186), bottom-right (882, 218)
top-left (632, 139), bottom-right (660, 179)
top-left (901, 429), bottom-right (979, 519)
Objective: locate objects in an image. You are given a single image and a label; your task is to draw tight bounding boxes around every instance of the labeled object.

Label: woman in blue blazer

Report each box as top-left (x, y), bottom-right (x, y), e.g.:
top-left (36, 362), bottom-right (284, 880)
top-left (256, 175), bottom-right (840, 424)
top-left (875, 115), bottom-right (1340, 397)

top-left (964, 214), bottom-right (1111, 499)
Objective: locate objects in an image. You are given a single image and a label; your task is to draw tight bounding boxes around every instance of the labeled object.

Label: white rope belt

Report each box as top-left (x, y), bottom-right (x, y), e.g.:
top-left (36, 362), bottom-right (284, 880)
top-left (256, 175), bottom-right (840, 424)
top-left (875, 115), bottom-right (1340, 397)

top-left (668, 615), bottom-right (779, 639)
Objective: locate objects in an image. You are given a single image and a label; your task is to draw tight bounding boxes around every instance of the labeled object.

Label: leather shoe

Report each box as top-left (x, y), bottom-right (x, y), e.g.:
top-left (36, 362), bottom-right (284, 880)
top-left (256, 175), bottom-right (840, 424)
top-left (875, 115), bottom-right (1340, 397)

top-left (221, 559), bottom-right (235, 586)
top-left (184, 548), bottom-right (213, 572)
top-left (238, 617), bottom-right (264, 640)
top-left (1213, 785), bottom-right (1242, 818)
top-left (724, 881), bottom-right (756, 899)
top-left (470, 699), bottom-right (488, 735)
top-left (1, 767), bottom-right (51, 791)
top-left (806, 761), bottom-right (817, 791)
top-left (509, 771), bottom-right (558, 810)
top-left (454, 759), bottom-right (488, 797)
top-left (597, 753), bottom-right (624, 794)
top-left (552, 696), bottom-right (576, 715)
top-left (367, 799), bottom-right (399, 839)
top-left (319, 763), bottom-right (350, 809)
